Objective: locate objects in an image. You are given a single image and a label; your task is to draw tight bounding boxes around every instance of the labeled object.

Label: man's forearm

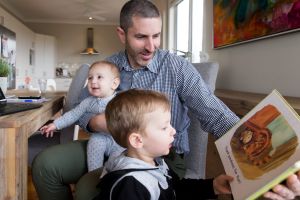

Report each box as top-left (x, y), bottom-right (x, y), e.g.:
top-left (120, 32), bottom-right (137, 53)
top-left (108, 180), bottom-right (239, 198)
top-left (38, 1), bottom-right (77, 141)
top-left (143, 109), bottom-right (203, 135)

top-left (87, 113), bottom-right (108, 133)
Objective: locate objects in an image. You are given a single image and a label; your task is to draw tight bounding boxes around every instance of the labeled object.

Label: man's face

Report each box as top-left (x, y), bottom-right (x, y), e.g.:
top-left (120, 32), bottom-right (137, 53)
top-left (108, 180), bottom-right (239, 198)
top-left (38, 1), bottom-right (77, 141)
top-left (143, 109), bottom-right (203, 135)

top-left (119, 16), bottom-right (162, 68)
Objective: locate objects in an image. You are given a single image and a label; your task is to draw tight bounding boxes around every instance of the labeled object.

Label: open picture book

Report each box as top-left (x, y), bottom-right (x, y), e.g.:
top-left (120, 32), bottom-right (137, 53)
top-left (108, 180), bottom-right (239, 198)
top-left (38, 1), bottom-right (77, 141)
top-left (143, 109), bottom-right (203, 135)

top-left (215, 90), bottom-right (300, 200)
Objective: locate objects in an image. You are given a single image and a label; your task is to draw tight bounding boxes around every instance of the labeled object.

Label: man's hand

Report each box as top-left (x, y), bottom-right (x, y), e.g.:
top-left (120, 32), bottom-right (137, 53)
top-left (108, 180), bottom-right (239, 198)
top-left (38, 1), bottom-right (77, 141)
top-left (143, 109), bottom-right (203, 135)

top-left (213, 174), bottom-right (234, 195)
top-left (88, 113), bottom-right (108, 133)
top-left (264, 172), bottom-right (300, 200)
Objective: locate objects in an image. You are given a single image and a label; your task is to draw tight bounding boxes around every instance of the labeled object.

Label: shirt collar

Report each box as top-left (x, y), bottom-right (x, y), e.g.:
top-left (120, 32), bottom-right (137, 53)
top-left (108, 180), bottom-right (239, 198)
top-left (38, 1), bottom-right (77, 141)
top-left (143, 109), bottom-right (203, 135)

top-left (120, 50), bottom-right (160, 74)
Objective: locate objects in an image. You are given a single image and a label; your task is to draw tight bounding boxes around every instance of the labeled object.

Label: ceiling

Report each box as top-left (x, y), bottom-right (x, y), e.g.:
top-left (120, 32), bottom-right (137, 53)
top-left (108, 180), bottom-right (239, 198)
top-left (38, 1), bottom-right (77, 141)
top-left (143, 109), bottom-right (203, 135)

top-left (0, 0), bottom-right (129, 25)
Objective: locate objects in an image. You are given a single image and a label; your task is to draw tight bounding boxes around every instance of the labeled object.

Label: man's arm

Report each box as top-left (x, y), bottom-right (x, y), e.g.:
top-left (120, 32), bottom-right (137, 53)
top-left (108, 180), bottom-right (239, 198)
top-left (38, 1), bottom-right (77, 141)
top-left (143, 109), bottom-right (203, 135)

top-left (175, 59), bottom-right (239, 138)
top-left (87, 113), bottom-right (108, 133)
top-left (78, 112), bottom-right (107, 133)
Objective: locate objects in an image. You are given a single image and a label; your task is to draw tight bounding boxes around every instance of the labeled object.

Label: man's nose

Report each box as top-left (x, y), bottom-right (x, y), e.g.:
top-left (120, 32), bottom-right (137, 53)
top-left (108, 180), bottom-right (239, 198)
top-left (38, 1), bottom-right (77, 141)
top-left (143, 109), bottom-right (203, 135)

top-left (145, 38), bottom-right (155, 52)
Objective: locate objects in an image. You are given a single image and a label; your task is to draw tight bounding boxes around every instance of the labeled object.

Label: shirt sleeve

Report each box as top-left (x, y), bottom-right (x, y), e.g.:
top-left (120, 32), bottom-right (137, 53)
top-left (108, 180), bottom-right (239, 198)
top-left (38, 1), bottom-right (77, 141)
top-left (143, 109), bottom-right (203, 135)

top-left (54, 97), bottom-right (91, 130)
top-left (77, 111), bottom-right (95, 133)
top-left (170, 168), bottom-right (217, 200)
top-left (175, 59), bottom-right (240, 138)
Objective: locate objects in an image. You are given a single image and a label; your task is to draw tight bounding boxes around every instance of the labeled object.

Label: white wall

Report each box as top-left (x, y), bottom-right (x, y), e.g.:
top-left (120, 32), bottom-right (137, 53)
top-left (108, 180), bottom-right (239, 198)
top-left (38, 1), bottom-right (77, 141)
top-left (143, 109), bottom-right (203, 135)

top-left (203, 0), bottom-right (300, 97)
top-left (3, 1), bottom-right (300, 97)
top-left (0, 7), bottom-right (36, 88)
top-left (27, 23), bottom-right (124, 66)
top-left (1, 6), bottom-right (124, 87)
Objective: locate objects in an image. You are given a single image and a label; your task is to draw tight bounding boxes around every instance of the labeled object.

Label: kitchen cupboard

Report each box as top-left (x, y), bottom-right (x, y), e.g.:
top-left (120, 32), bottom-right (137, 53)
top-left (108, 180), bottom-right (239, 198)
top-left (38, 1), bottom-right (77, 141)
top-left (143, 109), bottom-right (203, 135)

top-left (33, 34), bottom-right (57, 81)
top-left (55, 78), bottom-right (72, 91)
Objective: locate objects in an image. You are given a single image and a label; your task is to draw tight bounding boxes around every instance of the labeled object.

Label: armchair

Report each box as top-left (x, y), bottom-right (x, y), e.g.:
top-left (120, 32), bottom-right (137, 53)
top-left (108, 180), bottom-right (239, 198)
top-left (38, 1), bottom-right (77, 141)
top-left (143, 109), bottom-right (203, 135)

top-left (184, 62), bottom-right (219, 179)
top-left (60, 63), bottom-right (90, 143)
top-left (74, 62), bottom-right (220, 199)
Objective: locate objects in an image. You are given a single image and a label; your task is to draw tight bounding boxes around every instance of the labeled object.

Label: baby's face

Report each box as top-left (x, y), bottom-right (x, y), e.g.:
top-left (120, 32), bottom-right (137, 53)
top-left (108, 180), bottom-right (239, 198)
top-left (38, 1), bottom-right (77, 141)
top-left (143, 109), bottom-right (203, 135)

top-left (87, 64), bottom-right (119, 98)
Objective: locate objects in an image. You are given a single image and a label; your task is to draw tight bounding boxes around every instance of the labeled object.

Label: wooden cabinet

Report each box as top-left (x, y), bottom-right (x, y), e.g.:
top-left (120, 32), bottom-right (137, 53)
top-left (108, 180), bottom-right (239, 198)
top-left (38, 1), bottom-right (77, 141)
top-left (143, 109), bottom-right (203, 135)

top-left (215, 89), bottom-right (300, 116)
top-left (34, 34), bottom-right (57, 80)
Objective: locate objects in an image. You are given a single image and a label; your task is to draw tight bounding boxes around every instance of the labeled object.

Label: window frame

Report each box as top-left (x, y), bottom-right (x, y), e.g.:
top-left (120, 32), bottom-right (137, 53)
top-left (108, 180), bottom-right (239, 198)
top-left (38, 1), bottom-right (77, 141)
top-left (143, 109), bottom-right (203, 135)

top-left (168, 0), bottom-right (204, 62)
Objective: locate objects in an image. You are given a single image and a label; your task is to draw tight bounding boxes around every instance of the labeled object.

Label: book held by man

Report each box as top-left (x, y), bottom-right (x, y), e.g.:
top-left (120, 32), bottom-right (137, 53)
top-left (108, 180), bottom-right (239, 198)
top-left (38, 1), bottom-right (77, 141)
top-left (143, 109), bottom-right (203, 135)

top-left (215, 90), bottom-right (300, 200)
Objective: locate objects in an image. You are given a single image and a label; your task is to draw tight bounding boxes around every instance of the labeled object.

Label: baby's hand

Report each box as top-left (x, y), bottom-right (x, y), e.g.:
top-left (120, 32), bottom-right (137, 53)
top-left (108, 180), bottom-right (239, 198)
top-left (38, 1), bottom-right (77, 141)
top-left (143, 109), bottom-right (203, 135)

top-left (213, 174), bottom-right (233, 195)
top-left (40, 123), bottom-right (57, 137)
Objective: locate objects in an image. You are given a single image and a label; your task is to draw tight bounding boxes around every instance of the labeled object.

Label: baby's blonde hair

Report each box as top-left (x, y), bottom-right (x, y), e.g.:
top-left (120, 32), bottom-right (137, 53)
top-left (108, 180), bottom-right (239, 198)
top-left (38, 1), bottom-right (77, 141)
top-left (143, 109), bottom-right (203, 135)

top-left (89, 60), bottom-right (120, 78)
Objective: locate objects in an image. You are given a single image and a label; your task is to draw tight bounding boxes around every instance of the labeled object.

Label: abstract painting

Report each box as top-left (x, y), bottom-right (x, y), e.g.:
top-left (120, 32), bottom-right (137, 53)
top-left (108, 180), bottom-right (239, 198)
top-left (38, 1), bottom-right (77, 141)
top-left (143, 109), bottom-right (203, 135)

top-left (213, 0), bottom-right (300, 49)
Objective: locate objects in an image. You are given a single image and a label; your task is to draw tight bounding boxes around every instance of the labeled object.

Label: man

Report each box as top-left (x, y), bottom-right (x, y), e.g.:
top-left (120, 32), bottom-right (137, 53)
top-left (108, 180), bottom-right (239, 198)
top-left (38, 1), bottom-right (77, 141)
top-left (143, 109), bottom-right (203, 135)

top-left (32, 1), bottom-right (300, 200)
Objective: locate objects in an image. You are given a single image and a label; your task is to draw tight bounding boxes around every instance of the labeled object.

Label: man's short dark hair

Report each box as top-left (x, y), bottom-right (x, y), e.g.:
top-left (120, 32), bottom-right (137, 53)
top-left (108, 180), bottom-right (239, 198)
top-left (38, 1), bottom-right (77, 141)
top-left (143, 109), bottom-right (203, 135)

top-left (120, 0), bottom-right (160, 32)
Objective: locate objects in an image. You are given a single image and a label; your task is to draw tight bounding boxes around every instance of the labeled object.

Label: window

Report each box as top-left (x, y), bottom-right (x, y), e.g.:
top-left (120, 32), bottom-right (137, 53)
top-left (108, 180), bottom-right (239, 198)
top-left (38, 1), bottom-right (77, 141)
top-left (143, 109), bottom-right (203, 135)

top-left (168, 0), bottom-right (204, 63)
top-left (176, 0), bottom-right (189, 55)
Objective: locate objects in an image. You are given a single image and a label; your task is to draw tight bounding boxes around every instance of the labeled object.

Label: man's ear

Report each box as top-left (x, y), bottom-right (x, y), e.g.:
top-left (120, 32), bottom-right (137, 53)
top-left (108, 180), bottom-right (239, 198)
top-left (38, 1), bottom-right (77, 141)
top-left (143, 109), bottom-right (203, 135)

top-left (116, 27), bottom-right (126, 44)
top-left (112, 77), bottom-right (120, 90)
top-left (128, 133), bottom-right (143, 148)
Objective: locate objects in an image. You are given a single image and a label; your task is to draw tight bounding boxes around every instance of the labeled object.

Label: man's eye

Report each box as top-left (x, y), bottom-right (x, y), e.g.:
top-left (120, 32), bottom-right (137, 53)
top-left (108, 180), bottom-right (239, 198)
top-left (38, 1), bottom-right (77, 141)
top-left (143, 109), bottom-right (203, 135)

top-left (88, 77), bottom-right (92, 80)
top-left (98, 76), bottom-right (102, 79)
top-left (136, 35), bottom-right (144, 39)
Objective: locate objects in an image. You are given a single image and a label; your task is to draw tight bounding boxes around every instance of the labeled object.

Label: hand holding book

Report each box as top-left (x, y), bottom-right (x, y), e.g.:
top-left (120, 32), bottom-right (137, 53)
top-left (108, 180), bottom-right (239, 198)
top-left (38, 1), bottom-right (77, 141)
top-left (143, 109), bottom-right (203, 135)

top-left (213, 174), bottom-right (234, 195)
top-left (215, 90), bottom-right (300, 199)
top-left (210, 171), bottom-right (300, 199)
top-left (264, 170), bottom-right (300, 200)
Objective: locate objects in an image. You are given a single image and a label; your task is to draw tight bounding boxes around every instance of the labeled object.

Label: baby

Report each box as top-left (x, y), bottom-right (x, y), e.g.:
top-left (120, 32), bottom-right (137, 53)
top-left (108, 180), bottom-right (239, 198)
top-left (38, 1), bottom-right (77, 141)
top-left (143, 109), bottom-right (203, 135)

top-left (40, 60), bottom-right (124, 171)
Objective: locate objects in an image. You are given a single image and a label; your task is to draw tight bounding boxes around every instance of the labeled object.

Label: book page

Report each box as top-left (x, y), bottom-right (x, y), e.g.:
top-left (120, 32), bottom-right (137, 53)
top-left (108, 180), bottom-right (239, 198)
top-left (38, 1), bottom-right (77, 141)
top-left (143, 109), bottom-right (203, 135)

top-left (215, 90), bottom-right (300, 200)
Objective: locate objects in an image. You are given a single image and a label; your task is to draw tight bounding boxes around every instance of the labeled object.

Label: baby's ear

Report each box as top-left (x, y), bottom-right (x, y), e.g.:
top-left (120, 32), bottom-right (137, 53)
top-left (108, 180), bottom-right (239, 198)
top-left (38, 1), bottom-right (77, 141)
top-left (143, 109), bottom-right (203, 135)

top-left (112, 77), bottom-right (120, 90)
top-left (128, 132), bottom-right (143, 148)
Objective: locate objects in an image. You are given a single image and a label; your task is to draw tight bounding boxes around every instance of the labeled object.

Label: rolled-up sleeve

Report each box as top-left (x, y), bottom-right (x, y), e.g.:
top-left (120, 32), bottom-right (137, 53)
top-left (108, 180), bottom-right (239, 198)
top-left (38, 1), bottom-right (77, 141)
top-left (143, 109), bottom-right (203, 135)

top-left (176, 60), bottom-right (240, 138)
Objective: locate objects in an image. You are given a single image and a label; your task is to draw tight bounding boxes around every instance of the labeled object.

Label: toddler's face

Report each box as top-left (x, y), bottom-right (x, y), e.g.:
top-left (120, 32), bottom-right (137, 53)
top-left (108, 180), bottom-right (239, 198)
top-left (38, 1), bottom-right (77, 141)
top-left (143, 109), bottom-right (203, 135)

top-left (141, 107), bottom-right (176, 158)
top-left (87, 64), bottom-right (119, 98)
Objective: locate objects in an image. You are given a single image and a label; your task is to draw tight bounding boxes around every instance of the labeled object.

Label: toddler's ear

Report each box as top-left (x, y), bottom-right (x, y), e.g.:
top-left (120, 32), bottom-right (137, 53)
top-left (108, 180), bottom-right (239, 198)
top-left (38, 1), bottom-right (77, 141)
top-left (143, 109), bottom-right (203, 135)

top-left (128, 133), bottom-right (143, 148)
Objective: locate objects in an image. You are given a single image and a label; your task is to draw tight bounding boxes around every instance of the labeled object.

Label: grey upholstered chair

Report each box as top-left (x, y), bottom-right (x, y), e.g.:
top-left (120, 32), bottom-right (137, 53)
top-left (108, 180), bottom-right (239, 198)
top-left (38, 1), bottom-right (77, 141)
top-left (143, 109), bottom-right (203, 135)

top-left (60, 63), bottom-right (90, 143)
top-left (28, 64), bottom-right (90, 165)
top-left (184, 62), bottom-right (219, 179)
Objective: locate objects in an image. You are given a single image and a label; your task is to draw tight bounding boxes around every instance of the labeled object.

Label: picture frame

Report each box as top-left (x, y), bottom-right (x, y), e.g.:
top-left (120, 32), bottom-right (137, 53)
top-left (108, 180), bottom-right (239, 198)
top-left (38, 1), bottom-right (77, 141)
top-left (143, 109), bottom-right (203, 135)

top-left (213, 0), bottom-right (300, 49)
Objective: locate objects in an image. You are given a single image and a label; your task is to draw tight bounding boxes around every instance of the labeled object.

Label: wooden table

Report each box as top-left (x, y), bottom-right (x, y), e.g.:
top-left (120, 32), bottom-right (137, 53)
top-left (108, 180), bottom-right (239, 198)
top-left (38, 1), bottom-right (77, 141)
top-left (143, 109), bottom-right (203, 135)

top-left (0, 93), bottom-right (64, 200)
top-left (215, 89), bottom-right (300, 117)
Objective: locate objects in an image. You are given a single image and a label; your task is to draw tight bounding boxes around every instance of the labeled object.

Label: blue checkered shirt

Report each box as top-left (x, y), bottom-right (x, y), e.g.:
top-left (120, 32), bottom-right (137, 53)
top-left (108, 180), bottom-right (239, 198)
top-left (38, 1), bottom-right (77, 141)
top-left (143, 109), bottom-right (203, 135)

top-left (79, 49), bottom-right (239, 153)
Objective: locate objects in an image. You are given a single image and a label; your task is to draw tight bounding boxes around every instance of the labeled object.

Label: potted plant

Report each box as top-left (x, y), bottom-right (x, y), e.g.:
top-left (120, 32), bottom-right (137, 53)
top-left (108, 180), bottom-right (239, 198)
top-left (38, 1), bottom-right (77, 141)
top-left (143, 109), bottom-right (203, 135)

top-left (0, 58), bottom-right (10, 93)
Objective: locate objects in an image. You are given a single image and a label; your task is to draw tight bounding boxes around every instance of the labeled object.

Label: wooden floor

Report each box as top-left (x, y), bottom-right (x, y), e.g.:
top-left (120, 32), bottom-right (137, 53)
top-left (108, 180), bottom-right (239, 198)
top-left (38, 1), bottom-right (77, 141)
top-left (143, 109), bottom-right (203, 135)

top-left (28, 168), bottom-right (38, 200)
top-left (28, 130), bottom-right (90, 200)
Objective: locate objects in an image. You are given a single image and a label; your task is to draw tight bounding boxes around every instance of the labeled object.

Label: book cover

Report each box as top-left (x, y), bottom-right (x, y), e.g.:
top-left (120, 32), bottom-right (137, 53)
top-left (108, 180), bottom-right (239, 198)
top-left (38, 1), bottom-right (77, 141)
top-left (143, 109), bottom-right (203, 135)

top-left (215, 90), bottom-right (300, 200)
